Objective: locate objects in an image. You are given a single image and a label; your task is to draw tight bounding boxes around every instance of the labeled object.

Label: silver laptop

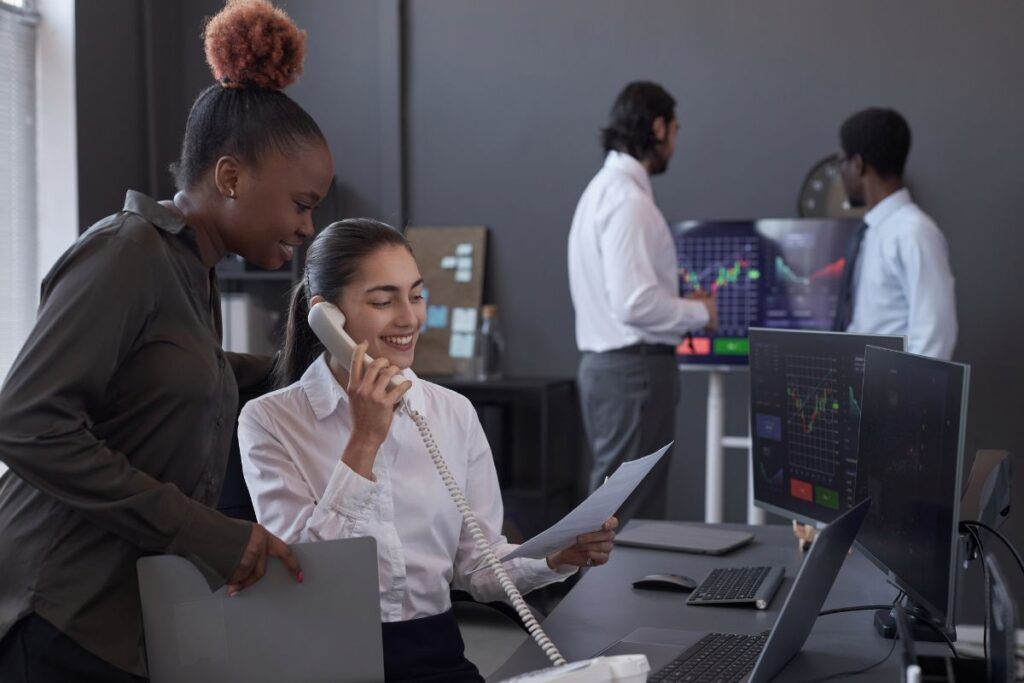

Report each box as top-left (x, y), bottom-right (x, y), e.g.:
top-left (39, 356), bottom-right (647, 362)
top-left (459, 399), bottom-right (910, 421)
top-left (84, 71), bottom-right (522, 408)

top-left (601, 498), bottom-right (870, 682)
top-left (138, 536), bottom-right (383, 683)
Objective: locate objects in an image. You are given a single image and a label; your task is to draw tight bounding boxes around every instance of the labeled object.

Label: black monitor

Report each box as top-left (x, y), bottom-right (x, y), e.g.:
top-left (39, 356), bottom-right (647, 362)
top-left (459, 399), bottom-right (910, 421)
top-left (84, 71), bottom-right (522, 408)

top-left (674, 219), bottom-right (861, 365)
top-left (749, 329), bottom-right (905, 524)
top-left (854, 346), bottom-right (969, 637)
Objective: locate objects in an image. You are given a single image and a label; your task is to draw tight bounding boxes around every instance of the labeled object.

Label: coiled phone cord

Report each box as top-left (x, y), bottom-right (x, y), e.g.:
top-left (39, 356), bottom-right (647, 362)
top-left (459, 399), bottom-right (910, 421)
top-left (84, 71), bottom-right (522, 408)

top-left (408, 406), bottom-right (568, 667)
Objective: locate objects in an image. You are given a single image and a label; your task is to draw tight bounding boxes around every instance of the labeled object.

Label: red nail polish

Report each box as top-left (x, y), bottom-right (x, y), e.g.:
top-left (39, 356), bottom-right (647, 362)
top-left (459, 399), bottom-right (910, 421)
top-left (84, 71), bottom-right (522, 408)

top-left (297, 571), bottom-right (304, 583)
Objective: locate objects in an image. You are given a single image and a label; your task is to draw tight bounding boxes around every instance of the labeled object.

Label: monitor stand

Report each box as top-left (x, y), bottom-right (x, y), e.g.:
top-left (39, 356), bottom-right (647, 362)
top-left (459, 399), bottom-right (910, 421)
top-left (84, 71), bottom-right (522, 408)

top-left (874, 603), bottom-right (957, 643)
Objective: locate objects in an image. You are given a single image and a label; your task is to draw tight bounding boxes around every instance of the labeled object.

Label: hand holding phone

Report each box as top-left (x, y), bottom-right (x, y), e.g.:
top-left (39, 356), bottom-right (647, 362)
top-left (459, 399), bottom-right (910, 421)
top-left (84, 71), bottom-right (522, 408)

top-left (343, 340), bottom-right (412, 475)
top-left (307, 302), bottom-right (574, 668)
top-left (308, 302), bottom-right (412, 477)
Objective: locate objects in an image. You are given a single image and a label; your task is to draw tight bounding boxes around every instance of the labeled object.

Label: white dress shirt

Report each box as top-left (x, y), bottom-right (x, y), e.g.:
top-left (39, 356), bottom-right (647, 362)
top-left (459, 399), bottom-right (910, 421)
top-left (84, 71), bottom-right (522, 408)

top-left (846, 188), bottom-right (958, 360)
top-left (568, 151), bottom-right (709, 352)
top-left (238, 354), bottom-right (574, 622)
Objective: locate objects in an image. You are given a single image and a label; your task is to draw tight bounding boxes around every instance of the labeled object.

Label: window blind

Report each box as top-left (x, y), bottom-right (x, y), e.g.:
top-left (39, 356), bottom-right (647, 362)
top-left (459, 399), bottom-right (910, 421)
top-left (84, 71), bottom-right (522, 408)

top-left (0, 1), bottom-right (40, 384)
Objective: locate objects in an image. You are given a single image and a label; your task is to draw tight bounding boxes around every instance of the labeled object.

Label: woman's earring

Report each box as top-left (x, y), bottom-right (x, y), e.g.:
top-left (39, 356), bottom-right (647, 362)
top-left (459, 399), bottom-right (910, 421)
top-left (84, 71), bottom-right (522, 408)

top-left (228, 187), bottom-right (236, 199)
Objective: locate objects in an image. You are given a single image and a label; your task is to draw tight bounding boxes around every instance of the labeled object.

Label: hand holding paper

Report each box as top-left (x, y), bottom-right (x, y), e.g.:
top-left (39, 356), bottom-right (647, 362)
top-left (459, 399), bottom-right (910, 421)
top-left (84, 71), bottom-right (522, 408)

top-left (501, 443), bottom-right (672, 563)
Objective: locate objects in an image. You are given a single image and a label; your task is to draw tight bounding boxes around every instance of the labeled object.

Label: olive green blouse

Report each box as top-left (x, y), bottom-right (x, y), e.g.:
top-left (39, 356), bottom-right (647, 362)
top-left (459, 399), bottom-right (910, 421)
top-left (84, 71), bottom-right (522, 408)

top-left (0, 191), bottom-right (269, 675)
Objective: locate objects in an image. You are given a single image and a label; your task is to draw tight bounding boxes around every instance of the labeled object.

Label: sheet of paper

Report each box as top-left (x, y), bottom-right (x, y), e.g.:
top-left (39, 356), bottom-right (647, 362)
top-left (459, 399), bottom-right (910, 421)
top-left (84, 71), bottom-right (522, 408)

top-left (451, 307), bottom-right (478, 333)
top-left (448, 332), bottom-right (475, 359)
top-left (500, 444), bottom-right (672, 562)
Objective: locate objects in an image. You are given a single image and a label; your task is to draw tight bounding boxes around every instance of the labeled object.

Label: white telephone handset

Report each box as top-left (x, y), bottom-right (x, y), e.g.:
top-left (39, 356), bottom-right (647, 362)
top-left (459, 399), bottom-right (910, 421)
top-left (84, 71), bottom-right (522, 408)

top-left (307, 302), bottom-right (649, 682)
top-left (307, 302), bottom-right (406, 395)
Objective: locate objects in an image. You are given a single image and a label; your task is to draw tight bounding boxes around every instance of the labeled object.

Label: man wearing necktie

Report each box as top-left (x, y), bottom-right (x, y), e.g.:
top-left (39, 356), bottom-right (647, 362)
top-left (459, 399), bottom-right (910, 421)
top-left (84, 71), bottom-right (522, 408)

top-left (831, 108), bottom-right (958, 361)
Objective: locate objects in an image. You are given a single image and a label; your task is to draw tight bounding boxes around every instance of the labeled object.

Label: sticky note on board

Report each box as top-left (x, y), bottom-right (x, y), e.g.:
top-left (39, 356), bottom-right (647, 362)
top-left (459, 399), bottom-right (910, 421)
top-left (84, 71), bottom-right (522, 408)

top-left (449, 332), bottom-right (475, 359)
top-left (426, 305), bottom-right (449, 329)
top-left (456, 257), bottom-right (473, 270)
top-left (455, 269), bottom-right (472, 283)
top-left (455, 243), bottom-right (473, 256)
top-left (451, 307), bottom-right (478, 333)
top-left (440, 256), bottom-right (457, 269)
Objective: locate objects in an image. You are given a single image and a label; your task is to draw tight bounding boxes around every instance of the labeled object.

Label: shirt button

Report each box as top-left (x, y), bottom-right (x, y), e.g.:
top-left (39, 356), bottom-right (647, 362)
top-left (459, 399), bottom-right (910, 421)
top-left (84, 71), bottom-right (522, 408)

top-left (216, 417), bottom-right (224, 426)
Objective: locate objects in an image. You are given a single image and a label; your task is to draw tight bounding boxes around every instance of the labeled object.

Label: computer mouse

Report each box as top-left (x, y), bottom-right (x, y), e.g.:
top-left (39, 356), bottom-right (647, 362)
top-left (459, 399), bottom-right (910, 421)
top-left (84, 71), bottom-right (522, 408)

top-left (631, 573), bottom-right (698, 592)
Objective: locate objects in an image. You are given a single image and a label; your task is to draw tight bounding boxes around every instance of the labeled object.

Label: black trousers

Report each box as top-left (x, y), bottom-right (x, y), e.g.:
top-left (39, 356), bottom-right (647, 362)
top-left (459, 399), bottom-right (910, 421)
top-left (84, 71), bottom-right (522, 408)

top-left (382, 609), bottom-right (483, 682)
top-left (0, 613), bottom-right (146, 683)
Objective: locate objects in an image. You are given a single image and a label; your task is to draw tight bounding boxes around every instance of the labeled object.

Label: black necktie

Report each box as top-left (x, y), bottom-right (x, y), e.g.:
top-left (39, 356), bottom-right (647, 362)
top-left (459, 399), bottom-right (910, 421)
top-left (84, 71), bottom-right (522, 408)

top-left (832, 222), bottom-right (869, 331)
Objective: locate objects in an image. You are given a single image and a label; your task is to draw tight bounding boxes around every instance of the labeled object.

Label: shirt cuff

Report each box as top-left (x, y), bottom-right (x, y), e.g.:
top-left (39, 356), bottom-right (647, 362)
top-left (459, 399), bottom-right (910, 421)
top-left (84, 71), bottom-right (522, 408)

top-left (167, 500), bottom-right (252, 589)
top-left (682, 298), bottom-right (711, 329)
top-left (320, 459), bottom-right (379, 520)
top-left (527, 557), bottom-right (578, 583)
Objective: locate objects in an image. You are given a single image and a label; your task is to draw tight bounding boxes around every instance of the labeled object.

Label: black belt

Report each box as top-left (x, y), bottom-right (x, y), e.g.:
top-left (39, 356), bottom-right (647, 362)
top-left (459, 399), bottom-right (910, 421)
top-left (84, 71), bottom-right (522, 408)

top-left (605, 343), bottom-right (676, 356)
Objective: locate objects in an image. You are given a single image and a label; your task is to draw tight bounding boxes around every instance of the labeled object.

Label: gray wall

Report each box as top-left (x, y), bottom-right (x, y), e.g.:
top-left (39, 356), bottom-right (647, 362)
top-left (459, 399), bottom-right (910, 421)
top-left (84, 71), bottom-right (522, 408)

top-left (76, 0), bottom-right (1024, 620)
top-left (403, 0), bottom-right (1024, 519)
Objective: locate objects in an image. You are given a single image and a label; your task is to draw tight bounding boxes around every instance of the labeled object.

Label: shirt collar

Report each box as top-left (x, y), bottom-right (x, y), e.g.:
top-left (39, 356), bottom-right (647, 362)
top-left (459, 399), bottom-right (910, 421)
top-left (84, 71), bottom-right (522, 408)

top-left (300, 352), bottom-right (427, 421)
top-left (122, 190), bottom-right (187, 234)
top-left (603, 150), bottom-right (653, 197)
top-left (864, 187), bottom-right (912, 229)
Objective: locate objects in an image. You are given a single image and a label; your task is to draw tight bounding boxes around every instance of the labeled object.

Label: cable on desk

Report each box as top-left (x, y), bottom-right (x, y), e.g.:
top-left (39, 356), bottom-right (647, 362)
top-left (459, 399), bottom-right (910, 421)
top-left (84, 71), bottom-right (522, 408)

top-left (817, 589), bottom-right (902, 618)
top-left (961, 519), bottom-right (1024, 580)
top-left (818, 604), bottom-right (894, 617)
top-left (797, 636), bottom-right (899, 683)
top-left (907, 612), bottom-right (961, 661)
top-left (817, 593), bottom-right (960, 662)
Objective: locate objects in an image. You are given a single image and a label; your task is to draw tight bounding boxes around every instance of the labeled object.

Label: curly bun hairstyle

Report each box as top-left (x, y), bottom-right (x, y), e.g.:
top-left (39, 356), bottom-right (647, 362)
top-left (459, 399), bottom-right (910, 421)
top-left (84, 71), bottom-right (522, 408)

top-left (204, 0), bottom-right (305, 89)
top-left (170, 0), bottom-right (326, 191)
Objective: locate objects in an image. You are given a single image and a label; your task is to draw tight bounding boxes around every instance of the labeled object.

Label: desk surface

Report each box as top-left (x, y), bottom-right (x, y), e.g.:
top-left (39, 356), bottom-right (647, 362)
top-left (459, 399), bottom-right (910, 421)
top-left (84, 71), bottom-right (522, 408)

top-left (491, 522), bottom-right (948, 681)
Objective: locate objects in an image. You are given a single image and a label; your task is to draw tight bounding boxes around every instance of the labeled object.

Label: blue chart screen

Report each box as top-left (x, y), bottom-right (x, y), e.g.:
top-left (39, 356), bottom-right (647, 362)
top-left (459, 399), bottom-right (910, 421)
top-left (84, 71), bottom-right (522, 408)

top-left (674, 219), bottom-right (861, 365)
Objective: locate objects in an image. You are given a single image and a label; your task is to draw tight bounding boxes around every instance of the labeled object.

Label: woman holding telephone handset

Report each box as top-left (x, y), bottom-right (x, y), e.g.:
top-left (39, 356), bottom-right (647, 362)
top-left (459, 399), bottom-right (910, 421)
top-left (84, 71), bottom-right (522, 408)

top-left (239, 219), bottom-right (618, 681)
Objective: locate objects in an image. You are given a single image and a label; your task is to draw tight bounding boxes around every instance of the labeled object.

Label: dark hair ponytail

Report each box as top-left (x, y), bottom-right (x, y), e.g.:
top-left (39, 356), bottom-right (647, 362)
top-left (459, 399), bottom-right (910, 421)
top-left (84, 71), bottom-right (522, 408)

top-left (275, 218), bottom-right (413, 388)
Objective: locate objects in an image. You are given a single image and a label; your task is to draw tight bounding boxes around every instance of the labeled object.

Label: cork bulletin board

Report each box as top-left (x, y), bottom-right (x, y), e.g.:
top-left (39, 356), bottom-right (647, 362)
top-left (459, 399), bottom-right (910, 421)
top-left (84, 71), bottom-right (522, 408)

top-left (406, 226), bottom-right (488, 376)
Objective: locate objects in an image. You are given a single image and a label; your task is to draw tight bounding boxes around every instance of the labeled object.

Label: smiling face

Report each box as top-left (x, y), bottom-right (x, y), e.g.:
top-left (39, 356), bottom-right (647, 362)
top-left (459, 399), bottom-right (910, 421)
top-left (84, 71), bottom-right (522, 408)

top-left (337, 245), bottom-right (426, 370)
top-left (219, 141), bottom-right (334, 269)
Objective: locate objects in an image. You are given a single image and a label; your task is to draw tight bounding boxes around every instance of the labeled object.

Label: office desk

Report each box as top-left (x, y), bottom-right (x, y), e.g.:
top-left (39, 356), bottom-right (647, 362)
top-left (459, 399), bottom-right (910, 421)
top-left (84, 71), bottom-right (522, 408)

top-left (492, 523), bottom-right (948, 681)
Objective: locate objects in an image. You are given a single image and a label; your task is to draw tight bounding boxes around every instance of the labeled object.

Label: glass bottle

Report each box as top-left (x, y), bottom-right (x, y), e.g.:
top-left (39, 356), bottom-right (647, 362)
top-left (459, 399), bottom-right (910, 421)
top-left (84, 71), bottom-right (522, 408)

top-left (473, 304), bottom-right (504, 381)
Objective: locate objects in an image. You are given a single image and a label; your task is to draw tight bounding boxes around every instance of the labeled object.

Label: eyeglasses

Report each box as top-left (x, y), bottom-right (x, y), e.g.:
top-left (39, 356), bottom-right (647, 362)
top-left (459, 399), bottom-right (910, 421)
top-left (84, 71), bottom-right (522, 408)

top-left (835, 152), bottom-right (858, 168)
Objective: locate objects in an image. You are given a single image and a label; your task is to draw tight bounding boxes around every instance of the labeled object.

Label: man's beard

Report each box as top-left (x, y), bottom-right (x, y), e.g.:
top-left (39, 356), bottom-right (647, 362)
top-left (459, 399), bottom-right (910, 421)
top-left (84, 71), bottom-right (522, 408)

top-left (647, 147), bottom-right (670, 175)
top-left (845, 187), bottom-right (866, 208)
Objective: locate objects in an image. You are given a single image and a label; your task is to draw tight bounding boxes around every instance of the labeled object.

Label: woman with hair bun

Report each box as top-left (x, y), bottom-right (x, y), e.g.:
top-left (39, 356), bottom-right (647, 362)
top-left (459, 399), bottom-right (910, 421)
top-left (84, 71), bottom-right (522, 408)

top-left (0, 1), bottom-right (333, 679)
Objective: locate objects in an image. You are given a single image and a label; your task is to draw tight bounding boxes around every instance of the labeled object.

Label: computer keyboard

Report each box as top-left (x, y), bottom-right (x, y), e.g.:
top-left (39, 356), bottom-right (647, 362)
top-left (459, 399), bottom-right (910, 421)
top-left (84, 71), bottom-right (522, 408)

top-left (648, 631), bottom-right (769, 682)
top-left (686, 566), bottom-right (784, 610)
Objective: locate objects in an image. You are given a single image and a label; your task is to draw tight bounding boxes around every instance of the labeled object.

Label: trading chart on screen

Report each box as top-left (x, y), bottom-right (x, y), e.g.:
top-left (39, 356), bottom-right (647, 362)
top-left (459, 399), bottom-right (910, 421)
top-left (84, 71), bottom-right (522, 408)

top-left (674, 219), bottom-right (860, 365)
top-left (748, 328), bottom-right (905, 524)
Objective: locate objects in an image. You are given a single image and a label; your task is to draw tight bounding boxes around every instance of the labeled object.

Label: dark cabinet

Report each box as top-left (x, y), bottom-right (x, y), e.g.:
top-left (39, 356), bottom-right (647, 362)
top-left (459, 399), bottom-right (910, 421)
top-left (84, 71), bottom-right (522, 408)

top-left (424, 377), bottom-right (585, 541)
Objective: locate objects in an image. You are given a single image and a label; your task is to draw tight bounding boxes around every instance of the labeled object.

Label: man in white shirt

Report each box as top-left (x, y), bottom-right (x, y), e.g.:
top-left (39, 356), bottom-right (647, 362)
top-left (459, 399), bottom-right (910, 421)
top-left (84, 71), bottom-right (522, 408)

top-left (833, 107), bottom-right (958, 360)
top-left (795, 109), bottom-right (959, 550)
top-left (568, 81), bottom-right (717, 521)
